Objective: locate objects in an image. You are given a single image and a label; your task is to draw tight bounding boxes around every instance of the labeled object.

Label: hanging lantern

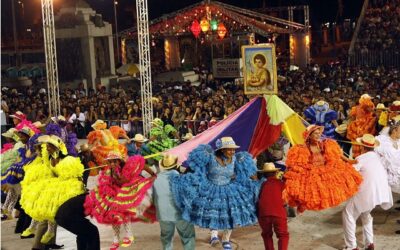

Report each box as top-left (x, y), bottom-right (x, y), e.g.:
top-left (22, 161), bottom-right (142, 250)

top-left (200, 18), bottom-right (210, 33)
top-left (190, 20), bottom-right (201, 38)
top-left (210, 20), bottom-right (218, 31)
top-left (217, 23), bottom-right (227, 39)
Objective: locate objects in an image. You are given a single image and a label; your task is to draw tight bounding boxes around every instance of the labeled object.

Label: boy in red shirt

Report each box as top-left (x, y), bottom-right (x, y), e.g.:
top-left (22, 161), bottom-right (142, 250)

top-left (257, 162), bottom-right (289, 250)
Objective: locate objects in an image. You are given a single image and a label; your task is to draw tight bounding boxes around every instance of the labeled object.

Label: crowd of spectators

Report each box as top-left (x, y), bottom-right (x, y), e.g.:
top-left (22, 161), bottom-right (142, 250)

top-left (2, 60), bottom-right (399, 140)
top-left (354, 0), bottom-right (400, 53)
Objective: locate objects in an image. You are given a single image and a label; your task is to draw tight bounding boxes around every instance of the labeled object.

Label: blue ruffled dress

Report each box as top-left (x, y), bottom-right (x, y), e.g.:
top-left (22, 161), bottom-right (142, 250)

top-left (304, 105), bottom-right (338, 138)
top-left (1, 134), bottom-right (40, 185)
top-left (171, 144), bottom-right (261, 230)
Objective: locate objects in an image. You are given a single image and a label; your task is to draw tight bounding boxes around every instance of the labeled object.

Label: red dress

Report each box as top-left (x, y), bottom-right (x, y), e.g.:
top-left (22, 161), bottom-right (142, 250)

top-left (84, 156), bottom-right (156, 225)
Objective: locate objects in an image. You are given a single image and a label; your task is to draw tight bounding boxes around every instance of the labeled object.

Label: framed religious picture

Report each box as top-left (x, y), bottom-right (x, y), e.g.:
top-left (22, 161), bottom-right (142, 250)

top-left (242, 44), bottom-right (278, 95)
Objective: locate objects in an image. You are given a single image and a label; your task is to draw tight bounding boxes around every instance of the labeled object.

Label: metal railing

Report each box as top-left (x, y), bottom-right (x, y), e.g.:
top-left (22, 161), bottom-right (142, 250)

top-left (348, 49), bottom-right (400, 68)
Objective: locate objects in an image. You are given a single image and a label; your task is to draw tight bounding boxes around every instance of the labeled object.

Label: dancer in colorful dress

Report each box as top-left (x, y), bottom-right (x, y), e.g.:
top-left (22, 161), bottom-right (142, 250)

top-left (46, 115), bottom-right (78, 156)
top-left (147, 118), bottom-right (178, 160)
top-left (87, 119), bottom-right (129, 165)
top-left (171, 137), bottom-right (260, 250)
top-left (84, 151), bottom-right (156, 250)
top-left (10, 111), bottom-right (40, 134)
top-left (375, 116), bottom-right (400, 193)
top-left (1, 127), bottom-right (37, 216)
top-left (1, 128), bottom-right (23, 174)
top-left (347, 94), bottom-right (377, 158)
top-left (342, 134), bottom-right (393, 250)
top-left (284, 125), bottom-right (363, 212)
top-left (304, 100), bottom-right (338, 138)
top-left (21, 135), bottom-right (85, 244)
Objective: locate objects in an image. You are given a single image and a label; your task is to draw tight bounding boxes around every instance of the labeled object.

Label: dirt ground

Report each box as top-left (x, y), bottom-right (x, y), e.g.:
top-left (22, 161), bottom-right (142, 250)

top-left (1, 189), bottom-right (399, 250)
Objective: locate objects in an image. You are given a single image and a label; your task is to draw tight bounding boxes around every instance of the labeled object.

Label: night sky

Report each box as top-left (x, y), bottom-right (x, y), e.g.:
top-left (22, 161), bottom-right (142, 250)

top-left (1, 0), bottom-right (364, 37)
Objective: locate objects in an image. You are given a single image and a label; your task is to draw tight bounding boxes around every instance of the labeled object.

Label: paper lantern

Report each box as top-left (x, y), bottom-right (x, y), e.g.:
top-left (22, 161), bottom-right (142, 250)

top-left (217, 23), bottom-right (227, 39)
top-left (210, 20), bottom-right (218, 31)
top-left (200, 18), bottom-right (210, 33)
top-left (190, 20), bottom-right (201, 38)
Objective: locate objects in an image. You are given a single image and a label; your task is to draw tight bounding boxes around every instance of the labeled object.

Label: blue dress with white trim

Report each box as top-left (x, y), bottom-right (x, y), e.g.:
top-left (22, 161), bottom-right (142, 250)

top-left (304, 105), bottom-right (338, 138)
top-left (170, 144), bottom-right (260, 230)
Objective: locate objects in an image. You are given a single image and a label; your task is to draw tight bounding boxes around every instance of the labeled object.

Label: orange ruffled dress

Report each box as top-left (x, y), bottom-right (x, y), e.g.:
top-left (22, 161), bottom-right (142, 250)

top-left (347, 98), bottom-right (376, 158)
top-left (87, 126), bottom-right (128, 165)
top-left (283, 139), bottom-right (363, 212)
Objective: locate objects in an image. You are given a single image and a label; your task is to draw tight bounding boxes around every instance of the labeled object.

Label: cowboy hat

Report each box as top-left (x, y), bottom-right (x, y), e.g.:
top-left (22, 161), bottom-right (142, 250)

top-left (360, 94), bottom-right (372, 100)
top-left (335, 124), bottom-right (348, 134)
top-left (51, 115), bottom-right (66, 123)
top-left (315, 100), bottom-right (328, 106)
top-left (79, 143), bottom-right (91, 152)
top-left (389, 101), bottom-right (400, 112)
top-left (215, 137), bottom-right (240, 151)
top-left (182, 133), bottom-right (193, 141)
top-left (303, 125), bottom-right (324, 140)
top-left (375, 103), bottom-right (386, 110)
top-left (159, 154), bottom-right (178, 170)
top-left (356, 134), bottom-right (380, 148)
top-left (131, 134), bottom-right (148, 143)
top-left (258, 162), bottom-right (280, 172)
top-left (17, 126), bottom-right (34, 137)
top-left (151, 118), bottom-right (164, 127)
top-left (33, 121), bottom-right (46, 128)
top-left (9, 111), bottom-right (26, 120)
top-left (91, 120), bottom-right (107, 129)
top-left (105, 151), bottom-right (124, 161)
top-left (2, 128), bottom-right (17, 139)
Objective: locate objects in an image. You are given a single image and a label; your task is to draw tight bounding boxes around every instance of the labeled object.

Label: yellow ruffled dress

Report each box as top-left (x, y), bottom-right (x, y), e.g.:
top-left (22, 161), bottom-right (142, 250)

top-left (21, 148), bottom-right (85, 222)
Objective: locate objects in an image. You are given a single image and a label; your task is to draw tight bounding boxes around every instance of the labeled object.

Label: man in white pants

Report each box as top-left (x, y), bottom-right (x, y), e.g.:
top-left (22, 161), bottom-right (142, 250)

top-left (342, 134), bottom-right (393, 250)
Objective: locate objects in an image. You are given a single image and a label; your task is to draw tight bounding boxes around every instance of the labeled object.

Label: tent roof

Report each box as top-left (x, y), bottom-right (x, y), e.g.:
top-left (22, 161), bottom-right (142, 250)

top-left (120, 1), bottom-right (305, 39)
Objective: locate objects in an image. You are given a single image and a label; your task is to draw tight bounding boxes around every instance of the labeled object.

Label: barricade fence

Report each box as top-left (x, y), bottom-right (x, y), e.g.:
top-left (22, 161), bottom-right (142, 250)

top-left (348, 49), bottom-right (400, 68)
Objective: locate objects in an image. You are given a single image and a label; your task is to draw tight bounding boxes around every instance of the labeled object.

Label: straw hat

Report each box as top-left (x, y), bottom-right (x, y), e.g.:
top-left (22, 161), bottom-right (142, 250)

top-left (33, 121), bottom-right (46, 128)
top-left (131, 134), bottom-right (148, 143)
top-left (37, 135), bottom-right (50, 144)
top-left (9, 111), bottom-right (26, 120)
top-left (46, 135), bottom-right (63, 148)
top-left (389, 100), bottom-right (400, 112)
top-left (375, 103), bottom-right (386, 110)
top-left (303, 125), bottom-right (324, 140)
top-left (258, 162), bottom-right (280, 173)
top-left (2, 128), bottom-right (17, 139)
top-left (356, 134), bottom-right (380, 148)
top-left (17, 126), bottom-right (34, 137)
top-left (182, 133), bottom-right (193, 141)
top-left (335, 124), bottom-right (348, 135)
top-left (316, 100), bottom-right (328, 106)
top-left (151, 118), bottom-right (164, 128)
top-left (91, 120), bottom-right (107, 129)
top-left (105, 151), bottom-right (124, 161)
top-left (159, 154), bottom-right (178, 170)
top-left (360, 94), bottom-right (372, 100)
top-left (215, 137), bottom-right (240, 151)
top-left (79, 143), bottom-right (91, 152)
top-left (51, 115), bottom-right (66, 123)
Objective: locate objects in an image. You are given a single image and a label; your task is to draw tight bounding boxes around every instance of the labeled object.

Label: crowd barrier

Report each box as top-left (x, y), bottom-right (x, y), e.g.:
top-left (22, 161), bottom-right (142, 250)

top-left (348, 49), bottom-right (400, 68)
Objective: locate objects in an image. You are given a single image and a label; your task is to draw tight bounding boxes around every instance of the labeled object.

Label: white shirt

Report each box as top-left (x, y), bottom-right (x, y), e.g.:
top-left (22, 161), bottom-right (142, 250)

top-left (68, 113), bottom-right (86, 127)
top-left (351, 151), bottom-right (393, 213)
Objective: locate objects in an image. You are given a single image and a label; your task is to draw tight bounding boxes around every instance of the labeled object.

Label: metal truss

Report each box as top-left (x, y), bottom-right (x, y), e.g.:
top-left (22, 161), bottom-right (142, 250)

top-left (136, 0), bottom-right (154, 136)
top-left (41, 0), bottom-right (60, 116)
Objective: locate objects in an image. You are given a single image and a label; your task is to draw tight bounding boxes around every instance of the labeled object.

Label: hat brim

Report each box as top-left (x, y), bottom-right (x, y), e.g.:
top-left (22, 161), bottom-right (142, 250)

top-left (257, 168), bottom-right (280, 172)
top-left (335, 128), bottom-right (347, 134)
top-left (131, 138), bottom-right (148, 143)
top-left (159, 159), bottom-right (178, 170)
top-left (215, 145), bottom-right (240, 151)
top-left (355, 138), bottom-right (380, 148)
top-left (9, 115), bottom-right (23, 120)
